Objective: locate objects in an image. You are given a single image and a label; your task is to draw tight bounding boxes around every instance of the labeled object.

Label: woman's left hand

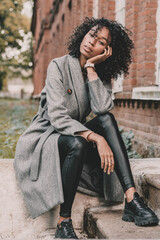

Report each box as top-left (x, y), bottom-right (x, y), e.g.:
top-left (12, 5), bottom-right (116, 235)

top-left (87, 46), bottom-right (112, 65)
top-left (96, 136), bottom-right (115, 174)
top-left (87, 132), bottom-right (115, 174)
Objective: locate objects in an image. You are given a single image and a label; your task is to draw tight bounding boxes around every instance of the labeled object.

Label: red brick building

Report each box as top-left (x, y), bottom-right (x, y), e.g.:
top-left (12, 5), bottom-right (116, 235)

top-left (31, 0), bottom-right (160, 157)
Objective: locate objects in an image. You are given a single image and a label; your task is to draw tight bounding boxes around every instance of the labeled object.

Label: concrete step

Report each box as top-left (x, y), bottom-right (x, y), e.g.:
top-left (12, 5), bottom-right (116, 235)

top-left (84, 158), bottom-right (160, 239)
top-left (35, 229), bottom-right (88, 240)
top-left (84, 204), bottom-right (160, 239)
top-left (11, 228), bottom-right (88, 240)
top-left (1, 158), bottom-right (160, 239)
top-left (0, 159), bottom-right (101, 239)
top-left (130, 158), bottom-right (160, 219)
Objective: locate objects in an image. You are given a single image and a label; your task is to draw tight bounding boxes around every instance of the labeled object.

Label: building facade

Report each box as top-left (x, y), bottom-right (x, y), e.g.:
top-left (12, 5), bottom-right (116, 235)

top-left (31, 0), bottom-right (160, 157)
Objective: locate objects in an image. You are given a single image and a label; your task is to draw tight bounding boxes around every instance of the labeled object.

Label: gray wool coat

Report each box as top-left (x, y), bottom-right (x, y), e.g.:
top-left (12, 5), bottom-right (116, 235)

top-left (14, 54), bottom-right (114, 219)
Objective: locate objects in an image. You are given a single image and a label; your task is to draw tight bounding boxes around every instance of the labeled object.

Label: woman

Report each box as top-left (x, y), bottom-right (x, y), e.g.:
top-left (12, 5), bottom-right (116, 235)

top-left (14, 17), bottom-right (159, 239)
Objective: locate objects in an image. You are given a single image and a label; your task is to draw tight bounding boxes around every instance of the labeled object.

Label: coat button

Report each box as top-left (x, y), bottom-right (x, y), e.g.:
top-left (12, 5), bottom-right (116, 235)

top-left (67, 88), bottom-right (72, 94)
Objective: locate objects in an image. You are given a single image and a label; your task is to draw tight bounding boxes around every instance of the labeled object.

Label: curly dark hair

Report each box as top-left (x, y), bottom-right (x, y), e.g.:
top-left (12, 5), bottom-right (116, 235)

top-left (67, 17), bottom-right (134, 82)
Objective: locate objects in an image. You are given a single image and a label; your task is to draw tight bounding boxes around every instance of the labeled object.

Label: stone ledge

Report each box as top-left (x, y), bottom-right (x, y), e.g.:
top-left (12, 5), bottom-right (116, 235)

top-left (145, 174), bottom-right (160, 190)
top-left (132, 86), bottom-right (160, 100)
top-left (130, 158), bottom-right (160, 175)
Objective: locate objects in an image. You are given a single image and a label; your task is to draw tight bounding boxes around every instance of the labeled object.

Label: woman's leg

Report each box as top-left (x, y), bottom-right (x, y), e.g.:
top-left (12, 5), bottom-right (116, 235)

top-left (55, 135), bottom-right (88, 239)
top-left (58, 135), bottom-right (88, 219)
top-left (85, 113), bottom-right (159, 226)
top-left (85, 112), bottom-right (135, 195)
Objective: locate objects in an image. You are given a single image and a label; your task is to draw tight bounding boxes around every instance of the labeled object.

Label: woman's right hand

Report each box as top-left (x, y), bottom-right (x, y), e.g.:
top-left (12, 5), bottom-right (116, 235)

top-left (87, 46), bottom-right (112, 65)
top-left (96, 136), bottom-right (114, 174)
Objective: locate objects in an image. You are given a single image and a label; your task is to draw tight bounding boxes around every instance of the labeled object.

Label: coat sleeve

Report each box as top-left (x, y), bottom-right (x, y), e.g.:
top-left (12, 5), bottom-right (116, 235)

top-left (46, 61), bottom-right (90, 136)
top-left (87, 77), bottom-right (114, 115)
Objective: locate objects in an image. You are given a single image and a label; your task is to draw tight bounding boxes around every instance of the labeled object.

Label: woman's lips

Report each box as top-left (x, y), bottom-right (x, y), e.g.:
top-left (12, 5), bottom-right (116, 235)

top-left (84, 45), bottom-right (92, 53)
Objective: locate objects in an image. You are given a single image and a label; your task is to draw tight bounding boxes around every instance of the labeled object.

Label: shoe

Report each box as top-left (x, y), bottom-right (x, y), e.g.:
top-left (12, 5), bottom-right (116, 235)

top-left (122, 192), bottom-right (159, 226)
top-left (55, 219), bottom-right (78, 239)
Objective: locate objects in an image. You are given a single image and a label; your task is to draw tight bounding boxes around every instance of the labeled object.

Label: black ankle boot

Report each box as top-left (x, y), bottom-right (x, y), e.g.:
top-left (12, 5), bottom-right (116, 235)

top-left (55, 219), bottom-right (78, 239)
top-left (122, 192), bottom-right (159, 226)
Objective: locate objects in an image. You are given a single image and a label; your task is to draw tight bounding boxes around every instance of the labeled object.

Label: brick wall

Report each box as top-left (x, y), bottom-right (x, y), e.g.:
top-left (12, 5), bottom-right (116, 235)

top-left (98, 0), bottom-right (115, 19)
top-left (111, 99), bottom-right (160, 157)
top-left (111, 0), bottom-right (160, 157)
top-left (31, 0), bottom-right (160, 157)
top-left (116, 0), bottom-right (158, 94)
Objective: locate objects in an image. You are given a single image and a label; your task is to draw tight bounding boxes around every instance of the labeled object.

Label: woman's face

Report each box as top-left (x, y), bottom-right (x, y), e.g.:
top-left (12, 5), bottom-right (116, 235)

top-left (80, 26), bottom-right (111, 59)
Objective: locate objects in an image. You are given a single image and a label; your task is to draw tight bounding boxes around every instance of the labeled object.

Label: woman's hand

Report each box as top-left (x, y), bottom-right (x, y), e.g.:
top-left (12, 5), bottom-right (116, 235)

top-left (85, 46), bottom-right (112, 81)
top-left (87, 46), bottom-right (112, 65)
top-left (96, 135), bottom-right (114, 174)
top-left (87, 132), bottom-right (114, 174)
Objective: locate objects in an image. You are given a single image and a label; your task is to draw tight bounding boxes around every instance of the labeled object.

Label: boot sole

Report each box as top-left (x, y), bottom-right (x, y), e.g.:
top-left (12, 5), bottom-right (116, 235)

top-left (122, 210), bottom-right (159, 226)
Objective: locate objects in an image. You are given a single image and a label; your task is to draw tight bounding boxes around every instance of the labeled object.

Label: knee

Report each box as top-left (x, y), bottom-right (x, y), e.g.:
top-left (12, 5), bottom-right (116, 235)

top-left (97, 112), bottom-right (116, 127)
top-left (69, 136), bottom-right (88, 154)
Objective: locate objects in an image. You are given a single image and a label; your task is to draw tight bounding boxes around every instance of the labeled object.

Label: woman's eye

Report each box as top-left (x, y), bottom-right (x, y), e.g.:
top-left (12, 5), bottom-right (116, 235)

top-left (99, 41), bottom-right (104, 45)
top-left (89, 33), bottom-right (94, 37)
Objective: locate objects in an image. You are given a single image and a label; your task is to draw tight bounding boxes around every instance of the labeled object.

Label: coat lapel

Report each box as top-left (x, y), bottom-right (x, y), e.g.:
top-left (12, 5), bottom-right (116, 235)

top-left (68, 55), bottom-right (90, 122)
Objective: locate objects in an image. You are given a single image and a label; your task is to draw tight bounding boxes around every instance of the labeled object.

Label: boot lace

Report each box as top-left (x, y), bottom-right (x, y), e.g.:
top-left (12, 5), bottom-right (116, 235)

top-left (134, 195), bottom-right (149, 210)
top-left (63, 220), bottom-right (77, 238)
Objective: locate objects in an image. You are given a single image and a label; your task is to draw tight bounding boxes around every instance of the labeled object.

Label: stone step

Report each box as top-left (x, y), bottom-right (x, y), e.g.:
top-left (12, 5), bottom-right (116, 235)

top-left (84, 204), bottom-right (160, 239)
top-left (130, 158), bottom-right (160, 219)
top-left (35, 229), bottom-right (88, 240)
top-left (0, 159), bottom-right (101, 239)
top-left (84, 158), bottom-right (160, 239)
top-left (11, 228), bottom-right (88, 240)
top-left (1, 158), bottom-right (160, 239)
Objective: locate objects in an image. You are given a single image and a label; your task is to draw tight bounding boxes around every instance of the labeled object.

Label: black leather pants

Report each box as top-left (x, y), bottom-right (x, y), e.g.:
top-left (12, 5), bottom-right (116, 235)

top-left (58, 112), bottom-right (135, 217)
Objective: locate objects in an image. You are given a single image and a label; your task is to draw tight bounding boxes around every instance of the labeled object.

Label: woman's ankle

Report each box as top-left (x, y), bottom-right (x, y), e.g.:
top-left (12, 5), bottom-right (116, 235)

top-left (58, 216), bottom-right (71, 225)
top-left (125, 187), bottom-right (136, 203)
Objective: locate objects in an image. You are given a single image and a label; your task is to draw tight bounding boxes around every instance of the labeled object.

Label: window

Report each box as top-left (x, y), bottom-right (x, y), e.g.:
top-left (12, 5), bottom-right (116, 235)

top-left (68, 0), bottom-right (72, 10)
top-left (115, 0), bottom-right (125, 26)
top-left (156, 0), bottom-right (160, 85)
top-left (93, 0), bottom-right (99, 18)
top-left (113, 0), bottom-right (126, 93)
top-left (132, 0), bottom-right (160, 100)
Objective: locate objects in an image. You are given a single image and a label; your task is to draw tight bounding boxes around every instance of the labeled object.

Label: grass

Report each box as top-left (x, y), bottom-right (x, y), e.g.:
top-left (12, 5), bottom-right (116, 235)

top-left (0, 99), bottom-right (39, 158)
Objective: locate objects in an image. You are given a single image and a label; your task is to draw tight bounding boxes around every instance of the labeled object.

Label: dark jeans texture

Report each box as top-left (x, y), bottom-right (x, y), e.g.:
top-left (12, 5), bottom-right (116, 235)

top-left (58, 112), bottom-right (135, 218)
